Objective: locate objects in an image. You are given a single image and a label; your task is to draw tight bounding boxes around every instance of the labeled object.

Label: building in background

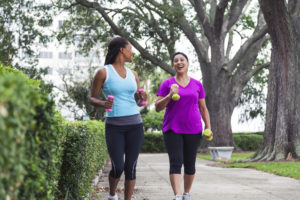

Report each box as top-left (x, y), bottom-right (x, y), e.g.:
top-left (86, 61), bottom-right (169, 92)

top-left (34, 1), bottom-right (103, 120)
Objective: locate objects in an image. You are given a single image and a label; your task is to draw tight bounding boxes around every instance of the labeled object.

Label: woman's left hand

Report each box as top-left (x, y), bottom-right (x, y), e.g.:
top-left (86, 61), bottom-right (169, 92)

top-left (140, 90), bottom-right (147, 101)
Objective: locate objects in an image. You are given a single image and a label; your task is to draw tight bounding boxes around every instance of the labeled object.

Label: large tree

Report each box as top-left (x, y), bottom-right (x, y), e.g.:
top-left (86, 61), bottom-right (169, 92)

top-left (56, 0), bottom-right (269, 146)
top-left (0, 0), bottom-right (51, 66)
top-left (253, 0), bottom-right (300, 160)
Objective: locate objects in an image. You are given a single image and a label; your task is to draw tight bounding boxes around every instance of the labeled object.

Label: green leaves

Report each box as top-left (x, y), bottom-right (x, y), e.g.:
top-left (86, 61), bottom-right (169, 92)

top-left (142, 110), bottom-right (165, 132)
top-left (237, 68), bottom-right (268, 122)
top-left (58, 121), bottom-right (107, 200)
top-left (0, 0), bottom-right (51, 66)
top-left (0, 65), bottom-right (63, 199)
top-left (0, 65), bottom-right (107, 199)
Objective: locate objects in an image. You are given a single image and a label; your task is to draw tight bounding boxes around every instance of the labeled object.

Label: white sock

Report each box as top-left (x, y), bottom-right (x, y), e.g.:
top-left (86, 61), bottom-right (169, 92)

top-left (108, 193), bottom-right (117, 197)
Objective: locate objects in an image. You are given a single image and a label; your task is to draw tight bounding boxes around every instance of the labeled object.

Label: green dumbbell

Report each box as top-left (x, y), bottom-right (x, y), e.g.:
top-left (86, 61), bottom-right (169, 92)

top-left (171, 84), bottom-right (180, 101)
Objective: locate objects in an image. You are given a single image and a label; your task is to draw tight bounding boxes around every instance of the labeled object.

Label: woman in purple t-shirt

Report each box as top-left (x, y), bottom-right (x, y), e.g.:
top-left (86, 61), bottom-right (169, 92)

top-left (155, 52), bottom-right (212, 200)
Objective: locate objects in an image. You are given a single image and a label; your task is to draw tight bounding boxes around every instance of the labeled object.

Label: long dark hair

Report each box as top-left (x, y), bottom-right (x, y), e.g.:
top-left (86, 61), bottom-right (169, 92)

top-left (171, 52), bottom-right (189, 63)
top-left (104, 37), bottom-right (129, 65)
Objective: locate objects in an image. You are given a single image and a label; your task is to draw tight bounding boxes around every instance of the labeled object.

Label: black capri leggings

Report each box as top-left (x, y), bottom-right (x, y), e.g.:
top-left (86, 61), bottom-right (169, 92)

top-left (163, 130), bottom-right (202, 175)
top-left (105, 123), bottom-right (144, 180)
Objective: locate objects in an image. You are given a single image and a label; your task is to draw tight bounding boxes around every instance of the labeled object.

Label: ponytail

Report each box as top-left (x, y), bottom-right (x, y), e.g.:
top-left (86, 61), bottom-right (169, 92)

top-left (104, 37), bottom-right (129, 65)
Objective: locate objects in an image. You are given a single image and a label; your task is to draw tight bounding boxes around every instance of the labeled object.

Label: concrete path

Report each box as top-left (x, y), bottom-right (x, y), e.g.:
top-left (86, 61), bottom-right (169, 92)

top-left (92, 153), bottom-right (300, 200)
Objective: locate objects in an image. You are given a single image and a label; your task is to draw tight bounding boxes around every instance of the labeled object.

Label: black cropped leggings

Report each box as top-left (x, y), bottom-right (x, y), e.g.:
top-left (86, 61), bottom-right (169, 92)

top-left (105, 123), bottom-right (144, 180)
top-left (163, 130), bottom-right (202, 175)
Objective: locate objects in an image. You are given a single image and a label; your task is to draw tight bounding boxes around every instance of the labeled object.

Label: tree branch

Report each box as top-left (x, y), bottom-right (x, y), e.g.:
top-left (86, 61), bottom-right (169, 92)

top-left (229, 33), bottom-right (269, 101)
top-left (171, 0), bottom-right (209, 63)
top-left (231, 55), bottom-right (269, 107)
top-left (226, 25), bottom-right (268, 73)
top-left (209, 0), bottom-right (217, 26)
top-left (288, 0), bottom-right (300, 17)
top-left (223, 0), bottom-right (248, 35)
top-left (190, 0), bottom-right (213, 42)
top-left (132, 0), bottom-right (177, 61)
top-left (214, 0), bottom-right (230, 38)
top-left (75, 0), bottom-right (175, 75)
top-left (245, 62), bottom-right (269, 81)
top-left (225, 31), bottom-right (233, 62)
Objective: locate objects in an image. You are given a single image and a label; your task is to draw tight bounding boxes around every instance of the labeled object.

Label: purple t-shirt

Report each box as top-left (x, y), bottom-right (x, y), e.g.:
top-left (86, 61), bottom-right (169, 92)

top-left (157, 77), bottom-right (206, 134)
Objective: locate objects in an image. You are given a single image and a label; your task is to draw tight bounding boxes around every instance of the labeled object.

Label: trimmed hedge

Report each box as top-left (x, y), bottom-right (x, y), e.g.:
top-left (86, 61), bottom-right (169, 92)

top-left (233, 132), bottom-right (263, 151)
top-left (142, 111), bottom-right (164, 132)
top-left (141, 132), bottom-right (166, 153)
top-left (58, 121), bottom-right (107, 200)
top-left (140, 132), bottom-right (263, 153)
top-left (0, 65), bottom-right (107, 200)
top-left (0, 65), bottom-right (66, 199)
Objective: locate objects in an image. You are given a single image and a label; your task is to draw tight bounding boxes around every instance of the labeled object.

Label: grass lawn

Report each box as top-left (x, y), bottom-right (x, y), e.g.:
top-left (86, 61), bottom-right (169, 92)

top-left (198, 152), bottom-right (254, 162)
top-left (198, 152), bottom-right (300, 179)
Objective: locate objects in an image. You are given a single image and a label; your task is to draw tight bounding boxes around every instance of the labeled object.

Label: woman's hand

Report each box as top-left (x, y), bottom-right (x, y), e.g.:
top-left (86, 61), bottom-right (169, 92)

top-left (104, 97), bottom-right (114, 109)
top-left (140, 90), bottom-right (147, 101)
top-left (206, 128), bottom-right (213, 137)
top-left (169, 84), bottom-right (179, 97)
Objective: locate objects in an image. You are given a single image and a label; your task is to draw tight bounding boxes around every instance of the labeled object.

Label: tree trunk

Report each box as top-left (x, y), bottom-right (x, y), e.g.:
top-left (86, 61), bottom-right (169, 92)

top-left (254, 0), bottom-right (300, 161)
top-left (292, 4), bottom-right (300, 158)
top-left (205, 82), bottom-right (234, 147)
top-left (203, 41), bottom-right (234, 147)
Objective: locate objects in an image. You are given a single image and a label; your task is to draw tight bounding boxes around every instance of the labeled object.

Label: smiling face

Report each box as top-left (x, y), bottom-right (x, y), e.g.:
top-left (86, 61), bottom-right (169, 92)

top-left (173, 53), bottom-right (189, 74)
top-left (121, 43), bottom-right (133, 62)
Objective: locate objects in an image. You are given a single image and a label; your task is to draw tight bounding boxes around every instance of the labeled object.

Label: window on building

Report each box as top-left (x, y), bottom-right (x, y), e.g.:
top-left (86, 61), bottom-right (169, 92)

top-left (58, 20), bottom-right (64, 28)
top-left (59, 52), bottom-right (72, 59)
top-left (47, 68), bottom-right (53, 75)
top-left (39, 51), bottom-right (53, 59)
top-left (58, 68), bottom-right (72, 75)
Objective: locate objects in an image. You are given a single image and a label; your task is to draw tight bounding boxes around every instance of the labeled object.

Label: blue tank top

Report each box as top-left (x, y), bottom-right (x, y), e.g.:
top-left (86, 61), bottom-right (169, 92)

top-left (102, 64), bottom-right (139, 117)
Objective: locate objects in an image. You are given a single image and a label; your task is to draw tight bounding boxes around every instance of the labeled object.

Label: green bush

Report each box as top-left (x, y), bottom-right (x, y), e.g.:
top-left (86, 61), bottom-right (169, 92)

top-left (142, 111), bottom-right (164, 132)
top-left (58, 120), bottom-right (107, 200)
top-left (233, 132), bottom-right (263, 151)
top-left (141, 132), bottom-right (165, 153)
top-left (0, 65), bottom-right (108, 200)
top-left (140, 132), bottom-right (264, 153)
top-left (0, 65), bottom-right (66, 200)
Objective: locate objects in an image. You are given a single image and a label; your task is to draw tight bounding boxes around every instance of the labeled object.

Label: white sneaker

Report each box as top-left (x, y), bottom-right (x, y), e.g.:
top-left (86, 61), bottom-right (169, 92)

top-left (173, 195), bottom-right (183, 200)
top-left (108, 193), bottom-right (118, 200)
top-left (183, 193), bottom-right (191, 200)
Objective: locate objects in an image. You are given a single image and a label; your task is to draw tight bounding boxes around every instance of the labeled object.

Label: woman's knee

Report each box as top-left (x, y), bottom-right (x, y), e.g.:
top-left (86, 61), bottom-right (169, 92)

top-left (184, 165), bottom-right (196, 175)
top-left (110, 162), bottom-right (124, 179)
top-left (109, 167), bottom-right (124, 179)
top-left (170, 162), bottom-right (182, 174)
top-left (124, 163), bottom-right (137, 180)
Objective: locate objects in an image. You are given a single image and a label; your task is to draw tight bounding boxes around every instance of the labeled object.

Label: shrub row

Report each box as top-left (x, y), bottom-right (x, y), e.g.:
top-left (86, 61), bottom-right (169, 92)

top-left (58, 121), bottom-right (107, 199)
top-left (141, 132), bottom-right (166, 153)
top-left (140, 132), bottom-right (263, 153)
top-left (0, 65), bottom-right (107, 200)
top-left (233, 132), bottom-right (263, 151)
top-left (142, 111), bottom-right (164, 132)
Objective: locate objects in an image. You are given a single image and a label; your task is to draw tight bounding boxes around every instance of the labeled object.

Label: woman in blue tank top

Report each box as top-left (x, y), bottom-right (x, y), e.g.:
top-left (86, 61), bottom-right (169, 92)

top-left (89, 37), bottom-right (147, 200)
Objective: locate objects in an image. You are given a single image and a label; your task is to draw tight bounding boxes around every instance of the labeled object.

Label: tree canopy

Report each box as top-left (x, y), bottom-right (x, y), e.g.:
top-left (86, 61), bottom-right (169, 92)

top-left (0, 0), bottom-right (52, 66)
top-left (54, 0), bottom-right (269, 146)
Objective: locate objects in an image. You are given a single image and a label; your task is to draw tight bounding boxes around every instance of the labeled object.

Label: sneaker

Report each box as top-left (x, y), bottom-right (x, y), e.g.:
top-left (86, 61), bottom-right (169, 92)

top-left (173, 195), bottom-right (183, 200)
top-left (108, 193), bottom-right (118, 200)
top-left (183, 193), bottom-right (191, 200)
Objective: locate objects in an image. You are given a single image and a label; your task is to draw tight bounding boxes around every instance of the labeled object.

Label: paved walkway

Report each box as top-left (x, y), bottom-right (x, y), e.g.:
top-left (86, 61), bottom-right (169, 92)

top-left (92, 153), bottom-right (300, 200)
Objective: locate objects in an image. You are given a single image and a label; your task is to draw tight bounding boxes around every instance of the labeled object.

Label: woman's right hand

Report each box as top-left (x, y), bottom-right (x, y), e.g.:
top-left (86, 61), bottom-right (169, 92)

top-left (104, 98), bottom-right (114, 109)
top-left (169, 84), bottom-right (179, 97)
